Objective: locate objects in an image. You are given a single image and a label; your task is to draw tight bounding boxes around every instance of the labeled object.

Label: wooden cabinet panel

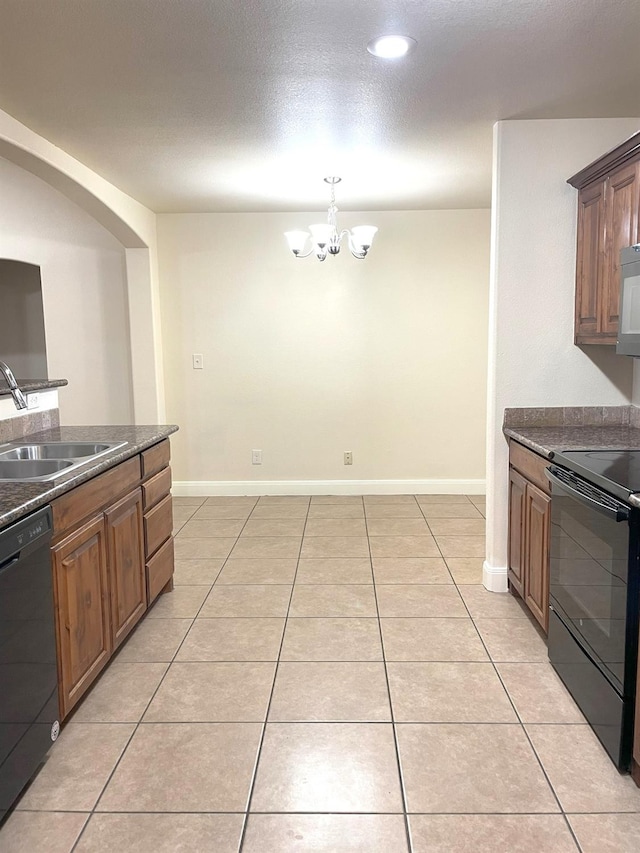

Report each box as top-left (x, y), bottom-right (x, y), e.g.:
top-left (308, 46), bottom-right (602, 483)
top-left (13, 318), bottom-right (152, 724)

top-left (524, 481), bottom-right (551, 633)
top-left (575, 180), bottom-right (605, 342)
top-left (508, 442), bottom-right (552, 633)
top-left (509, 441), bottom-right (551, 494)
top-left (52, 515), bottom-right (111, 718)
top-left (508, 468), bottom-right (526, 597)
top-left (105, 489), bottom-right (147, 650)
top-left (52, 456), bottom-right (141, 537)
top-left (144, 493), bottom-right (173, 558)
top-left (147, 537), bottom-right (175, 603)
top-left (141, 439), bottom-right (170, 479)
top-left (51, 444), bottom-right (175, 721)
top-left (602, 161), bottom-right (640, 336)
top-left (142, 465), bottom-right (171, 511)
top-left (569, 132), bottom-right (640, 345)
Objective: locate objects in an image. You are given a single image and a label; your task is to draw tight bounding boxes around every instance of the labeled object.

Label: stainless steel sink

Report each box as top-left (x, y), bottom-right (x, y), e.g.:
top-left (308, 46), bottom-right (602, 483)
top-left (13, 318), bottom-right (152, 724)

top-left (0, 459), bottom-right (75, 479)
top-left (0, 441), bottom-right (127, 482)
top-left (0, 442), bottom-right (115, 461)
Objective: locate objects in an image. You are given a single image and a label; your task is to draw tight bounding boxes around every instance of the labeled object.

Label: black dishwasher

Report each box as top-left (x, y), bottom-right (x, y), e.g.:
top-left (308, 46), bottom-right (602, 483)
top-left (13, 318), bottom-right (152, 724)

top-left (0, 506), bottom-right (59, 821)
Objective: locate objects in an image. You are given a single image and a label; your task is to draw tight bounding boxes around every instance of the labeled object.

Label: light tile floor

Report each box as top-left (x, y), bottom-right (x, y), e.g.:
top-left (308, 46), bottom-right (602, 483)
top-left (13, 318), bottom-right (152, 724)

top-left (3, 493), bottom-right (640, 852)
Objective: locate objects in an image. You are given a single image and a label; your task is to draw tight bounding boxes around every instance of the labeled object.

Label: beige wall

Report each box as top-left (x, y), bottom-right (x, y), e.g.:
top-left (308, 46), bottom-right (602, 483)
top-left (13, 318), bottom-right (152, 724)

top-left (0, 156), bottom-right (134, 425)
top-left (157, 209), bottom-right (490, 491)
top-left (0, 107), bottom-right (165, 423)
top-left (486, 118), bottom-right (639, 590)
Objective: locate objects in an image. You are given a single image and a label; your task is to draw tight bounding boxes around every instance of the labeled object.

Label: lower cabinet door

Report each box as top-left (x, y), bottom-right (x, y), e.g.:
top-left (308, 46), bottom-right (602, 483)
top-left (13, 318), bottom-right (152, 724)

top-left (52, 514), bottom-right (111, 718)
top-left (524, 481), bottom-right (551, 633)
top-left (508, 467), bottom-right (526, 596)
top-left (105, 488), bottom-right (147, 650)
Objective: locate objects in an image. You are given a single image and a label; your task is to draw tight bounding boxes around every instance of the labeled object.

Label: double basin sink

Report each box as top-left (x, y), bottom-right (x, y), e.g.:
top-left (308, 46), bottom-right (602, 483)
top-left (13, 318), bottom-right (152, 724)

top-left (0, 441), bottom-right (127, 482)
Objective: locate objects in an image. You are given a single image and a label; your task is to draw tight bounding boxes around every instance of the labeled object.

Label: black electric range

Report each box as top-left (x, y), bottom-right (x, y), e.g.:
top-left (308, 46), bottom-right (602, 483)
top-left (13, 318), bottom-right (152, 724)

top-left (551, 449), bottom-right (640, 505)
top-left (546, 449), bottom-right (640, 770)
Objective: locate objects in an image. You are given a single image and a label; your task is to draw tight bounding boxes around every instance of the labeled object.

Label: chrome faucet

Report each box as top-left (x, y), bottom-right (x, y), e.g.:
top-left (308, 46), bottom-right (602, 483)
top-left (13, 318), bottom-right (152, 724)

top-left (0, 361), bottom-right (28, 410)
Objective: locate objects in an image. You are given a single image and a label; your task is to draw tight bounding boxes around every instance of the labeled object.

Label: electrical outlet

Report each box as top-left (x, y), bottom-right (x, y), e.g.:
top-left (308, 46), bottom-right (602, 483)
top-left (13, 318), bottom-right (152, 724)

top-left (27, 393), bottom-right (40, 410)
top-left (252, 449), bottom-right (262, 465)
top-left (192, 353), bottom-right (204, 369)
top-left (344, 451), bottom-right (353, 465)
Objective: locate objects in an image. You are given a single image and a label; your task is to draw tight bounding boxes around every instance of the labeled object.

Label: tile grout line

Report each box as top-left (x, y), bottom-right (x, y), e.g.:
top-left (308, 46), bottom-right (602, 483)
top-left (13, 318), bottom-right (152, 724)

top-left (68, 498), bottom-right (259, 852)
top-left (417, 500), bottom-right (583, 851)
top-left (367, 495), bottom-right (415, 853)
top-left (452, 578), bottom-right (583, 852)
top-left (236, 496), bottom-right (312, 853)
top-left (469, 612), bottom-right (584, 852)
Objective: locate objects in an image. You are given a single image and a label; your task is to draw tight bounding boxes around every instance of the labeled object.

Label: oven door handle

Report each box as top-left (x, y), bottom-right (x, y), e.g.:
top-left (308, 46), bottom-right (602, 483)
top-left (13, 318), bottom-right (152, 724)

top-left (545, 468), bottom-right (630, 523)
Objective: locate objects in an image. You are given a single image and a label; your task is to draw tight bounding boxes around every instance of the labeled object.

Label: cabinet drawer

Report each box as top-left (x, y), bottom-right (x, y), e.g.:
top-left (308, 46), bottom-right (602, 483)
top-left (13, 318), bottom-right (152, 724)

top-left (142, 466), bottom-right (171, 511)
top-left (509, 441), bottom-right (551, 495)
top-left (141, 439), bottom-right (170, 479)
top-left (144, 493), bottom-right (173, 558)
top-left (52, 456), bottom-right (141, 537)
top-left (147, 537), bottom-right (174, 603)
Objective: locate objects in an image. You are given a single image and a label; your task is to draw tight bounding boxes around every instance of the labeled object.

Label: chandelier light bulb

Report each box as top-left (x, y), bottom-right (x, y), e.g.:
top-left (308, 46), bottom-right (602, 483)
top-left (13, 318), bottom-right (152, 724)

top-left (284, 177), bottom-right (377, 262)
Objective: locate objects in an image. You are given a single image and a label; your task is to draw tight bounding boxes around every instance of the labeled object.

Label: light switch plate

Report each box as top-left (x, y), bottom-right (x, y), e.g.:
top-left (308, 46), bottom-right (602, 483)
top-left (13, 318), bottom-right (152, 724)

top-left (192, 353), bottom-right (204, 369)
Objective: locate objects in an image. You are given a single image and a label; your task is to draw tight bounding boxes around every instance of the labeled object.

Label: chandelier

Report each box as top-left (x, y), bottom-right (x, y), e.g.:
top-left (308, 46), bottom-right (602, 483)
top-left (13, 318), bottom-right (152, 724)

top-left (284, 177), bottom-right (378, 261)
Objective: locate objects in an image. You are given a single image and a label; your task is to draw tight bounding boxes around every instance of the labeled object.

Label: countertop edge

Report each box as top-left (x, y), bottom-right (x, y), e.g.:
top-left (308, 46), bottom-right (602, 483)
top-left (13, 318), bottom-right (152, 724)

top-left (0, 424), bottom-right (179, 528)
top-left (503, 423), bottom-right (640, 457)
top-left (0, 379), bottom-right (68, 397)
top-left (503, 427), bottom-right (555, 458)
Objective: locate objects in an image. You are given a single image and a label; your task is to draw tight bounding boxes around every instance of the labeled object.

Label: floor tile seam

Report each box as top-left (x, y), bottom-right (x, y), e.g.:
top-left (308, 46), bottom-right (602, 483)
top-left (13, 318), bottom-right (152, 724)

top-left (20, 807), bottom-right (599, 816)
top-left (70, 513), bottom-right (251, 848)
top-left (443, 582), bottom-right (571, 820)
top-left (86, 720), bottom-right (595, 727)
top-left (68, 721), bottom-right (141, 852)
top-left (192, 614), bottom-right (487, 619)
top-left (171, 657), bottom-right (523, 663)
top-left (237, 499), bottom-right (313, 853)
top-left (365, 510), bottom-right (415, 853)
top-left (415, 508), bottom-right (459, 586)
top-left (480, 631), bottom-right (573, 824)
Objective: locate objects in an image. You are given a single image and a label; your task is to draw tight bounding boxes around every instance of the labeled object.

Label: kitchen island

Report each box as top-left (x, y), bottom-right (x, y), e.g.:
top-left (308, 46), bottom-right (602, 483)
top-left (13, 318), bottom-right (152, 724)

top-left (0, 423), bottom-right (178, 722)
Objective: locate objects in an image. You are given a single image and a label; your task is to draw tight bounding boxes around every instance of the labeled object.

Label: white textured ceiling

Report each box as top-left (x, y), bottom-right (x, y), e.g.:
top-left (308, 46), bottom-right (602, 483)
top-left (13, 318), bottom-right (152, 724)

top-left (0, 0), bottom-right (638, 212)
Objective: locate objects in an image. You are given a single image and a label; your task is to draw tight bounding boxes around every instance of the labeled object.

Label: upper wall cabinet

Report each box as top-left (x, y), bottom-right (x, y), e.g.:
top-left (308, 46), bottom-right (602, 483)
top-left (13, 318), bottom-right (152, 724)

top-left (568, 132), bottom-right (640, 345)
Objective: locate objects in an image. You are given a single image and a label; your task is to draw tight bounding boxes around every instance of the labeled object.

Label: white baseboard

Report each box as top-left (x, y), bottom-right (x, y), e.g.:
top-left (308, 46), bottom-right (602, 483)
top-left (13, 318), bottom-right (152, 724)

top-left (171, 478), bottom-right (486, 497)
top-left (483, 561), bottom-right (508, 593)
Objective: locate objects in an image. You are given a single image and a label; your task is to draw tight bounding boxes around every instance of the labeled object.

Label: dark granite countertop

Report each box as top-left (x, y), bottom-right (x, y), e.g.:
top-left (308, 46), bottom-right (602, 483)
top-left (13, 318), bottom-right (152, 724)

top-left (0, 379), bottom-right (68, 397)
top-left (0, 424), bottom-right (178, 528)
top-left (504, 425), bottom-right (640, 459)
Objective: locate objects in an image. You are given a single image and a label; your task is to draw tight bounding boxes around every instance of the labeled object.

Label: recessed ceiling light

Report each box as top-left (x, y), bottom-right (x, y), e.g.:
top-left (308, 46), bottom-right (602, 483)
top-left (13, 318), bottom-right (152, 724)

top-left (367, 35), bottom-right (416, 59)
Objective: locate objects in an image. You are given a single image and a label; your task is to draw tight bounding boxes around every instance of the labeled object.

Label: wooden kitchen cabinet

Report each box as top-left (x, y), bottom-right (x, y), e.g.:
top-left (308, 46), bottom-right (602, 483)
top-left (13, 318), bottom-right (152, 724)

top-left (523, 481), bottom-right (551, 630)
top-left (141, 439), bottom-right (174, 605)
top-left (52, 515), bottom-right (112, 718)
top-left (569, 132), bottom-right (640, 345)
top-left (105, 488), bottom-right (146, 651)
top-left (507, 441), bottom-right (551, 633)
top-left (51, 441), bottom-right (174, 719)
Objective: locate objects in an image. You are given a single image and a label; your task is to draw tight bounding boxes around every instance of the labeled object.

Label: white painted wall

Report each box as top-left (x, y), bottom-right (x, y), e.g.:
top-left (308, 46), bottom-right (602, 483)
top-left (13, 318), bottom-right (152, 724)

top-left (486, 118), bottom-right (640, 590)
top-left (157, 209), bottom-right (490, 491)
top-left (0, 107), bottom-right (165, 423)
top-left (0, 156), bottom-right (134, 425)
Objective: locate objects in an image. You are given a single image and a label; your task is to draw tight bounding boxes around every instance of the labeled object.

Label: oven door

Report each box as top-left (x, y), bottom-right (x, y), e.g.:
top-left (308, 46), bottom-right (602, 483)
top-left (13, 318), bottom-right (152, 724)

top-left (546, 466), bottom-right (637, 694)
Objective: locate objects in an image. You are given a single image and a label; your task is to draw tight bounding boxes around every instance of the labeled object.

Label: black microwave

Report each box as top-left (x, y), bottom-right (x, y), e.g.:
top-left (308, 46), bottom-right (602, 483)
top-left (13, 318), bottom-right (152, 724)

top-left (617, 244), bottom-right (640, 356)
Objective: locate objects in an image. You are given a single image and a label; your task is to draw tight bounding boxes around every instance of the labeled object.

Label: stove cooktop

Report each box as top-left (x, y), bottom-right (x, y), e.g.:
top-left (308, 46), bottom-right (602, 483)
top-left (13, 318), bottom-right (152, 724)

top-left (552, 450), bottom-right (640, 499)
